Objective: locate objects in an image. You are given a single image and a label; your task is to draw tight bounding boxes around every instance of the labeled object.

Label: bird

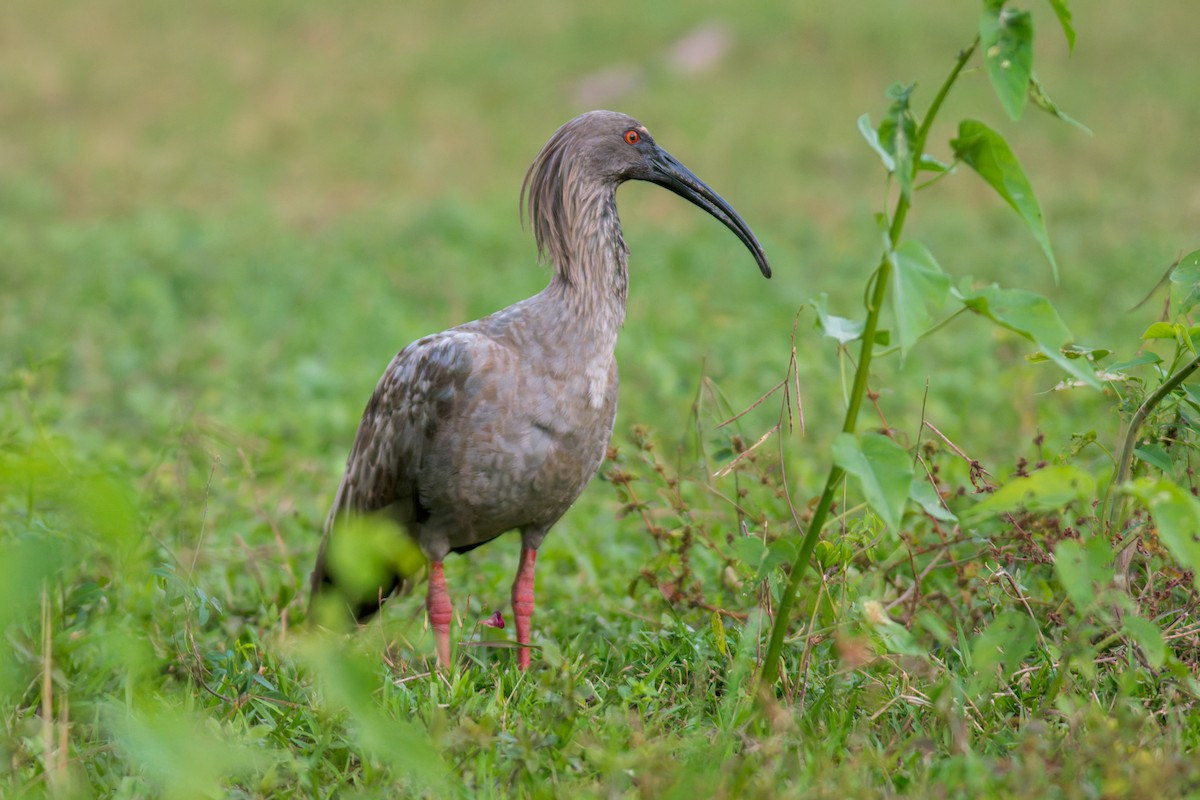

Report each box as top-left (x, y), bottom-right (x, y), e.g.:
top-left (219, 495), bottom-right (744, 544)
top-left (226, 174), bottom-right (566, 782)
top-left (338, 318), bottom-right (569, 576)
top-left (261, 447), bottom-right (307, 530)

top-left (309, 110), bottom-right (771, 670)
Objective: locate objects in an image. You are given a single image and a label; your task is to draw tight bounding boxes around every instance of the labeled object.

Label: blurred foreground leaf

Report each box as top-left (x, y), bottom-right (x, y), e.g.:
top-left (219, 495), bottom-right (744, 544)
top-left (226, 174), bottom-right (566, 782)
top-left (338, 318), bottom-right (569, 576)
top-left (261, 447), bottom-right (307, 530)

top-left (111, 706), bottom-right (261, 800)
top-left (294, 636), bottom-right (449, 794)
top-left (323, 516), bottom-right (425, 614)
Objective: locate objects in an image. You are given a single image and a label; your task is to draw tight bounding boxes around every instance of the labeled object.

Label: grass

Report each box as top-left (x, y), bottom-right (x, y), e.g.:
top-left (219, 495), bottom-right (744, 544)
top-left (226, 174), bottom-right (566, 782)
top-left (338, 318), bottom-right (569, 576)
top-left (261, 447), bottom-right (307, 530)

top-left (3, 1), bottom-right (1200, 797)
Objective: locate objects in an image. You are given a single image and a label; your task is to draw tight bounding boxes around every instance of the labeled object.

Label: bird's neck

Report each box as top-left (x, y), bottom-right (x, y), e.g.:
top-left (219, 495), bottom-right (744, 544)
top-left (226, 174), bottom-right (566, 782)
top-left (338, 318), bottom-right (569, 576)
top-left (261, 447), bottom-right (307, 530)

top-left (547, 188), bottom-right (629, 336)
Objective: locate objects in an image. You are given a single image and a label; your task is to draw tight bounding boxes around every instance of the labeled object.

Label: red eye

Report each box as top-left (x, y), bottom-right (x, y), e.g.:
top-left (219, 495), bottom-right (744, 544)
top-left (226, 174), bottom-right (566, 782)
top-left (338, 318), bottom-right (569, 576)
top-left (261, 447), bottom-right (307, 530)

top-left (624, 129), bottom-right (640, 145)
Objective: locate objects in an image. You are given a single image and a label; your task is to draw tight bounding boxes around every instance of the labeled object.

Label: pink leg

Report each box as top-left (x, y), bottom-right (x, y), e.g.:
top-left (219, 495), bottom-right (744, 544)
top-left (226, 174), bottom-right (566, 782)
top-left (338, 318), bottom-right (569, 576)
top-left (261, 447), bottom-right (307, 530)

top-left (511, 545), bottom-right (537, 670)
top-left (426, 561), bottom-right (453, 669)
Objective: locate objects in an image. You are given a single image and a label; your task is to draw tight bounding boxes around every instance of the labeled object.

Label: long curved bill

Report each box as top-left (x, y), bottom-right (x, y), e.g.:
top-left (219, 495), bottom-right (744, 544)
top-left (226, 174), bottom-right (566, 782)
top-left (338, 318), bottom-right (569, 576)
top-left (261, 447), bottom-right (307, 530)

top-left (647, 147), bottom-right (772, 278)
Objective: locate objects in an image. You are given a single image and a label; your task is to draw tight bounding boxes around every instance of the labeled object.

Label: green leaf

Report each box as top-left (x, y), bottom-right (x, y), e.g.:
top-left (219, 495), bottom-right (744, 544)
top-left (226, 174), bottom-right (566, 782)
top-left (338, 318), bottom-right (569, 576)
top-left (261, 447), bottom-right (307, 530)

top-left (111, 708), bottom-right (260, 799)
top-left (711, 611), bottom-right (729, 658)
top-left (0, 538), bottom-right (66, 698)
top-left (980, 4), bottom-right (1034, 120)
top-left (813, 540), bottom-right (852, 570)
top-left (863, 600), bottom-right (925, 657)
top-left (857, 113), bottom-right (895, 172)
top-left (915, 610), bottom-right (955, 647)
top-left (813, 293), bottom-right (864, 344)
top-left (1134, 443), bottom-right (1175, 474)
top-left (296, 637), bottom-right (450, 791)
top-left (888, 239), bottom-right (951, 355)
top-left (0, 538), bottom-right (64, 634)
top-left (918, 153), bottom-right (951, 173)
top-left (1029, 75), bottom-right (1091, 134)
top-left (909, 478), bottom-right (957, 522)
top-left (1141, 322), bottom-right (1179, 340)
top-left (1107, 352), bottom-right (1163, 372)
top-left (763, 538), bottom-right (798, 576)
top-left (878, 83), bottom-right (917, 200)
top-left (1123, 614), bottom-right (1166, 669)
top-left (951, 120), bottom-right (1058, 280)
top-left (321, 516), bottom-right (425, 621)
top-left (732, 535), bottom-right (767, 569)
top-left (832, 432), bottom-right (914, 531)
top-left (956, 284), bottom-right (1099, 388)
top-left (736, 535), bottom-right (798, 581)
top-left (1181, 325), bottom-right (1200, 353)
top-left (1052, 539), bottom-right (1092, 609)
top-left (1169, 249), bottom-right (1200, 316)
top-left (1059, 343), bottom-right (1110, 361)
top-left (1184, 384), bottom-right (1200, 409)
top-left (964, 465), bottom-right (1095, 522)
top-left (1047, 0), bottom-right (1076, 51)
top-left (1026, 343), bottom-right (1111, 365)
top-left (969, 610), bottom-right (1038, 697)
top-left (1130, 478), bottom-right (1200, 589)
top-left (1053, 537), bottom-right (1114, 610)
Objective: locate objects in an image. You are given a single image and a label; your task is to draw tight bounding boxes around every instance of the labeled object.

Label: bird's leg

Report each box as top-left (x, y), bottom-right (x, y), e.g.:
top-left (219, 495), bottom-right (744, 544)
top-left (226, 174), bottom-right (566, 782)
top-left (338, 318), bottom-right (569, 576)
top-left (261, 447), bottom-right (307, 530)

top-left (511, 544), bottom-right (537, 670)
top-left (426, 561), bottom-right (453, 669)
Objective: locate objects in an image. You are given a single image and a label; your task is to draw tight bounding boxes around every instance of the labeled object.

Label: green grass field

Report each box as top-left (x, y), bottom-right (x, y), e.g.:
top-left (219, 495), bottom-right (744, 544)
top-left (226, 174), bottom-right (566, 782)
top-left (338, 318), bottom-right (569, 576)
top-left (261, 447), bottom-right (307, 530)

top-left (4, 1), bottom-right (1200, 797)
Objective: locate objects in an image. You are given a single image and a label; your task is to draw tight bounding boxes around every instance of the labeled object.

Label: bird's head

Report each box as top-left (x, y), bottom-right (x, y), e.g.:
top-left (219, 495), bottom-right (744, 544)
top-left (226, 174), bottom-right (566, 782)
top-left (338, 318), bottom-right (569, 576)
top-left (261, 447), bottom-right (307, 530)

top-left (522, 110), bottom-right (771, 278)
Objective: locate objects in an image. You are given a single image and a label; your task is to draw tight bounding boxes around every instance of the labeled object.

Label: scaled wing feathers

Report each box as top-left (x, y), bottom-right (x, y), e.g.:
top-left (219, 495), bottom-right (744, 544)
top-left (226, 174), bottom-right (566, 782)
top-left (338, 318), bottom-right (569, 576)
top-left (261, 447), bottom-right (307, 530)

top-left (323, 331), bottom-right (476, 534)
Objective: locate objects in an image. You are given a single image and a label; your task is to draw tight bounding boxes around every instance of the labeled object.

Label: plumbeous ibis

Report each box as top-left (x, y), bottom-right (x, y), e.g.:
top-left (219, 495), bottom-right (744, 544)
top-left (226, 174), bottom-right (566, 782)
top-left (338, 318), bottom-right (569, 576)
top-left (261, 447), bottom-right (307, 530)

top-left (310, 110), bottom-right (770, 669)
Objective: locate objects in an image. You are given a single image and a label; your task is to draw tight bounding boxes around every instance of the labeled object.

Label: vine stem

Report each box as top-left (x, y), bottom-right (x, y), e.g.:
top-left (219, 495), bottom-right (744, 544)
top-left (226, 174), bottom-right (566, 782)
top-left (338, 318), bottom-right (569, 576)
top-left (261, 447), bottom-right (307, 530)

top-left (1103, 350), bottom-right (1200, 536)
top-left (759, 37), bottom-right (979, 689)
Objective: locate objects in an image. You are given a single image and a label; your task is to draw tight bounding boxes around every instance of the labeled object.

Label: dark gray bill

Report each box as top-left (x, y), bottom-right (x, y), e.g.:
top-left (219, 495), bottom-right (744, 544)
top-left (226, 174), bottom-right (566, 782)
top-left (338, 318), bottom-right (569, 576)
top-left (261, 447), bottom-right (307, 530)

top-left (647, 148), bottom-right (772, 278)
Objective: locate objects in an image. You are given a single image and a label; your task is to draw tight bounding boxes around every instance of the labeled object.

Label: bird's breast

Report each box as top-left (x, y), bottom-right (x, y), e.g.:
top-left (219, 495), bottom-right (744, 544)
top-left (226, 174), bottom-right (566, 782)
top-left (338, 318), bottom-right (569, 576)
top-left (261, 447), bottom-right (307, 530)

top-left (585, 353), bottom-right (613, 410)
top-left (419, 348), bottom-right (617, 542)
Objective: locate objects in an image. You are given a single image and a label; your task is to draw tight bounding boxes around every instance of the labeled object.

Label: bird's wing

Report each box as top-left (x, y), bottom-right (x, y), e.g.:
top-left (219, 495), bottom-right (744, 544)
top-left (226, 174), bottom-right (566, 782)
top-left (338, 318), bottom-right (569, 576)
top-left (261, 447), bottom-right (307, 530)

top-left (322, 329), bottom-right (481, 534)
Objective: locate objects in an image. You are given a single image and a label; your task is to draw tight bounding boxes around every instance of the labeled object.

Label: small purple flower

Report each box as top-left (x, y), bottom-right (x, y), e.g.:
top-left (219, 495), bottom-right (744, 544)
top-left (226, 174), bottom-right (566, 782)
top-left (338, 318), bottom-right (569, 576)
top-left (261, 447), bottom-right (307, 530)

top-left (482, 610), bottom-right (506, 629)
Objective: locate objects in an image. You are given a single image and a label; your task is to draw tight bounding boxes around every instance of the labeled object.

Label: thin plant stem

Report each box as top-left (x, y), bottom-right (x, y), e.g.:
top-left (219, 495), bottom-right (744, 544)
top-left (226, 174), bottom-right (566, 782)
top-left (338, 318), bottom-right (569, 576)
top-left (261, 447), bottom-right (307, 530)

top-left (759, 37), bottom-right (979, 689)
top-left (1103, 350), bottom-right (1200, 534)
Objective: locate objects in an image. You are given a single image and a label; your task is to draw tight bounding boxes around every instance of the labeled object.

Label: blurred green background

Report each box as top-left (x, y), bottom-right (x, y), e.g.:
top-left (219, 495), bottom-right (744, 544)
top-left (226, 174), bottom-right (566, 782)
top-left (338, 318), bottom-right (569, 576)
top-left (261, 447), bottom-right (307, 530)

top-left (5, 1), bottom-right (1197, 463)
top-left (4, 1), bottom-right (1200, 794)
top-left (4, 0), bottom-right (1196, 463)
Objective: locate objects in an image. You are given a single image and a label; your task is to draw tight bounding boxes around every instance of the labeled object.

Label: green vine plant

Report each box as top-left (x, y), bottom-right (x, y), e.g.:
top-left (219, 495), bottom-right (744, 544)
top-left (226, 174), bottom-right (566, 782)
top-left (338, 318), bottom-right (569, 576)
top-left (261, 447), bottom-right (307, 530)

top-left (701, 0), bottom-right (1200, 699)
top-left (758, 0), bottom-right (1089, 687)
top-left (1103, 249), bottom-right (1200, 575)
top-left (601, 0), bottom-right (1200, 718)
